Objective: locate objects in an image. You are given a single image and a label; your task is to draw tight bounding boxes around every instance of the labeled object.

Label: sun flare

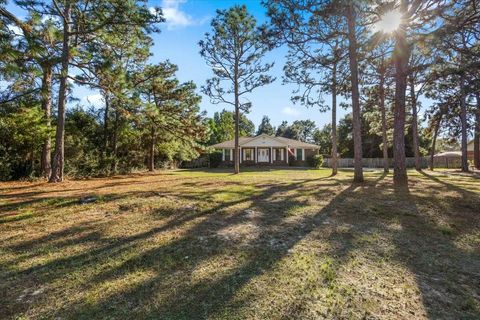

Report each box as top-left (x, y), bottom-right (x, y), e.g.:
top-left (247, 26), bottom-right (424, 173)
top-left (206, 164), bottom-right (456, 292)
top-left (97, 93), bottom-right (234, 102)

top-left (374, 9), bottom-right (402, 33)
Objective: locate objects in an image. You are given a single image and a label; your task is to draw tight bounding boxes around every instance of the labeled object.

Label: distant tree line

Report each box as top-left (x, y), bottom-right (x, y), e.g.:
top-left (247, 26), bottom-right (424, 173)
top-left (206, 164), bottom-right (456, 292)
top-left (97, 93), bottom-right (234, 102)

top-left (1, 1), bottom-right (479, 186)
top-left (262, 0), bottom-right (480, 185)
top-left (1, 0), bottom-right (206, 181)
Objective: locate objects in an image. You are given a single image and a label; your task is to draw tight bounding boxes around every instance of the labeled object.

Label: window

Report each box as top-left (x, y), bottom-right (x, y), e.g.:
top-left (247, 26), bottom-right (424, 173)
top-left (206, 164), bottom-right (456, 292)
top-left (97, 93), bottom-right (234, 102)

top-left (224, 149), bottom-right (231, 161)
top-left (296, 148), bottom-right (303, 160)
top-left (244, 149), bottom-right (253, 161)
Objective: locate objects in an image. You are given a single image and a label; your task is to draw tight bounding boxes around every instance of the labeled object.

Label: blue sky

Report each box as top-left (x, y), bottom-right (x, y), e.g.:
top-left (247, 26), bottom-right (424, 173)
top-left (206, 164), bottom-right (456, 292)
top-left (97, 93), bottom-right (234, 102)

top-left (5, 0), bottom-right (431, 131)
top-left (3, 0), bottom-right (341, 130)
top-left (143, 0), bottom-right (341, 130)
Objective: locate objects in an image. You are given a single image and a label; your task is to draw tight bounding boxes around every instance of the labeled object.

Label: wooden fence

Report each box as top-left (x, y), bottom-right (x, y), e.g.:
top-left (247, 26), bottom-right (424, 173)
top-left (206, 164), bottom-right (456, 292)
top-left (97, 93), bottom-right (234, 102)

top-left (323, 157), bottom-right (436, 168)
top-left (183, 155), bottom-right (463, 169)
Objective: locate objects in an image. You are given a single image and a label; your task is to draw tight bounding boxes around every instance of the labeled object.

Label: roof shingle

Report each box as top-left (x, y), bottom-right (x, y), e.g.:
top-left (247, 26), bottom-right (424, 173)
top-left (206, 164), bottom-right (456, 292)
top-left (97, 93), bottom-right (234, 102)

top-left (210, 134), bottom-right (319, 149)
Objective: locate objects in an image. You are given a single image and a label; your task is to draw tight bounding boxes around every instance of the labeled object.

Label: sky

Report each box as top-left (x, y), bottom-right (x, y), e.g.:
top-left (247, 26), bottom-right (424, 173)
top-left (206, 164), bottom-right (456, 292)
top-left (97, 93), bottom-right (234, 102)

top-left (4, 0), bottom-right (431, 131)
top-left (142, 0), bottom-right (342, 130)
top-left (5, 0), bottom-right (343, 130)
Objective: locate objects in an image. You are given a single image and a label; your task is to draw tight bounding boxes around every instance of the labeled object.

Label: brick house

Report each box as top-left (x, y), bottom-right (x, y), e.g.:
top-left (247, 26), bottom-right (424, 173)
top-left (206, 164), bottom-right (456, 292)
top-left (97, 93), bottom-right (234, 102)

top-left (211, 134), bottom-right (320, 166)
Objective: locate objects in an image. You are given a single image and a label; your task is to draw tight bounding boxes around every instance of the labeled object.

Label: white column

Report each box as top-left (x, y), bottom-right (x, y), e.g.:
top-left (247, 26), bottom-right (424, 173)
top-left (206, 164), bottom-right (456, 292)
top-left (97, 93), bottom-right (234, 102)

top-left (270, 147), bottom-right (273, 163)
top-left (281, 149), bottom-right (284, 161)
top-left (302, 148), bottom-right (305, 161)
top-left (240, 147), bottom-right (242, 163)
top-left (230, 149), bottom-right (233, 162)
top-left (255, 146), bottom-right (258, 163)
top-left (286, 147), bottom-right (289, 164)
top-left (222, 149), bottom-right (225, 161)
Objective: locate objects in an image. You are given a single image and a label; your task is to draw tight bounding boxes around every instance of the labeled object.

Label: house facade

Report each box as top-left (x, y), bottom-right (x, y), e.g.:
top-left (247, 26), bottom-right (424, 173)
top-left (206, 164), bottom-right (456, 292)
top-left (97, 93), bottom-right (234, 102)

top-left (211, 134), bottom-right (320, 166)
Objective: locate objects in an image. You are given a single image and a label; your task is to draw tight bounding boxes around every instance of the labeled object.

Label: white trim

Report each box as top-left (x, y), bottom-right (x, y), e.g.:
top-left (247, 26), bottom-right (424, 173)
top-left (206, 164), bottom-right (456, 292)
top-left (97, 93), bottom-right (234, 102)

top-left (240, 147), bottom-right (242, 163)
top-left (222, 149), bottom-right (225, 161)
top-left (286, 147), bottom-right (289, 163)
top-left (281, 149), bottom-right (284, 161)
top-left (239, 133), bottom-right (287, 147)
top-left (270, 147), bottom-right (273, 163)
top-left (302, 148), bottom-right (305, 161)
top-left (255, 146), bottom-right (258, 163)
top-left (230, 149), bottom-right (233, 162)
top-left (273, 148), bottom-right (276, 161)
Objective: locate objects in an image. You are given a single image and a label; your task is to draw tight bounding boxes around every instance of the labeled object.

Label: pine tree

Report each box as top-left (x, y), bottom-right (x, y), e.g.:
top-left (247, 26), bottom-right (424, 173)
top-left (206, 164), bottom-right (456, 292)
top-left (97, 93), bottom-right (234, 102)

top-left (134, 62), bottom-right (204, 171)
top-left (199, 5), bottom-right (274, 174)
top-left (265, 0), bottom-right (363, 180)
top-left (257, 116), bottom-right (275, 136)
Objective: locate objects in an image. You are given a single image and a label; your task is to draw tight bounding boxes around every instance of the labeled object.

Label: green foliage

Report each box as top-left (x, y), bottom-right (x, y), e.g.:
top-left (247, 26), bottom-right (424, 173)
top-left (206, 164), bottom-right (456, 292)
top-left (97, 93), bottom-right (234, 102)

top-left (0, 106), bottom-right (52, 180)
top-left (307, 154), bottom-right (324, 169)
top-left (257, 115), bottom-right (275, 136)
top-left (206, 109), bottom-right (255, 144)
top-left (276, 120), bottom-right (317, 142)
top-left (209, 151), bottom-right (223, 168)
top-left (313, 124), bottom-right (332, 155)
top-left (63, 108), bottom-right (103, 178)
top-left (275, 121), bottom-right (289, 137)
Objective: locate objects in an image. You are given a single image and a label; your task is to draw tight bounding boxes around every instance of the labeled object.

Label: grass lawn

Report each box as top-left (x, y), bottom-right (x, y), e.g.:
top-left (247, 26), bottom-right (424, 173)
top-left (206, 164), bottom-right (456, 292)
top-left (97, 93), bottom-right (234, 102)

top-left (1, 168), bottom-right (479, 319)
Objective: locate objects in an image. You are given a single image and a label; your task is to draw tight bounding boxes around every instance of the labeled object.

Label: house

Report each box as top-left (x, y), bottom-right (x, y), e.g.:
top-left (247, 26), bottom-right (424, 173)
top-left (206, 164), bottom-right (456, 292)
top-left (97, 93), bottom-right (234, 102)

top-left (211, 134), bottom-right (320, 166)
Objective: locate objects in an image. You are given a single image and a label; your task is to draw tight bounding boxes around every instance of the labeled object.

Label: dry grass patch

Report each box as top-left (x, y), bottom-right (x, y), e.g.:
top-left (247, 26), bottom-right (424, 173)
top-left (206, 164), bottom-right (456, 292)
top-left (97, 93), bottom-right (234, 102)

top-left (0, 168), bottom-right (479, 319)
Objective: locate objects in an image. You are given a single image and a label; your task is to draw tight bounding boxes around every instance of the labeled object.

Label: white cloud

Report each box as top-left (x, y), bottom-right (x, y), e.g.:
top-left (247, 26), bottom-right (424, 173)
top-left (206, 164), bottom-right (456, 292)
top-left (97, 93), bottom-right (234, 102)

top-left (282, 106), bottom-right (301, 116)
top-left (82, 94), bottom-right (104, 107)
top-left (152, 0), bottom-right (208, 30)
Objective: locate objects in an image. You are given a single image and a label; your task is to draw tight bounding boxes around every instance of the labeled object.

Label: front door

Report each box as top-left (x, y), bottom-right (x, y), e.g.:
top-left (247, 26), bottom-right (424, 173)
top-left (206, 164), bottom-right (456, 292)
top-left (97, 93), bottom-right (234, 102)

top-left (258, 149), bottom-right (269, 162)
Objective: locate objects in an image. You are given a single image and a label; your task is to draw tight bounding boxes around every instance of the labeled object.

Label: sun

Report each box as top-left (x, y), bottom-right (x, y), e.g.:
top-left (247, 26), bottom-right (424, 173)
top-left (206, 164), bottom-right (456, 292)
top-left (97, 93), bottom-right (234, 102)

top-left (374, 9), bottom-right (402, 34)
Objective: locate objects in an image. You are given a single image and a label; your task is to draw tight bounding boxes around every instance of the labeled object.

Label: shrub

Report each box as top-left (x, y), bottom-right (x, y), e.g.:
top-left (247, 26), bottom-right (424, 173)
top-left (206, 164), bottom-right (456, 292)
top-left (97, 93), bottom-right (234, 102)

top-left (308, 154), bottom-right (324, 169)
top-left (288, 155), bottom-right (297, 166)
top-left (209, 151), bottom-right (223, 168)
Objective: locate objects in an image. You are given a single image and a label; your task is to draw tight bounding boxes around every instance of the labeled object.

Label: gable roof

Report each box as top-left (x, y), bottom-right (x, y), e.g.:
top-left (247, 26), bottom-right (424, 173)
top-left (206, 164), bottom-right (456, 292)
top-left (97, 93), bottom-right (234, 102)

top-left (210, 133), bottom-right (320, 149)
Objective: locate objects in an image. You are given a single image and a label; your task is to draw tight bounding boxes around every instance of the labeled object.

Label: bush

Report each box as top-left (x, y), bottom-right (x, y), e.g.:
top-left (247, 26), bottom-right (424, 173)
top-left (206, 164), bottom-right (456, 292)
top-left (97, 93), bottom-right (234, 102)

top-left (209, 151), bottom-right (223, 168)
top-left (308, 154), bottom-right (324, 169)
top-left (288, 155), bottom-right (297, 166)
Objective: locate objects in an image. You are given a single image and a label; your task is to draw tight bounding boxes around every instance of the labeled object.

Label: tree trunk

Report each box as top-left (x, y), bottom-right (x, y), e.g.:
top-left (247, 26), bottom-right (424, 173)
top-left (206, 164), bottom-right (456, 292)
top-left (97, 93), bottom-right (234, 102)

top-left (460, 71), bottom-right (469, 172)
top-left (392, 0), bottom-right (410, 186)
top-left (111, 109), bottom-right (119, 173)
top-left (474, 94), bottom-right (480, 170)
top-left (429, 112), bottom-right (443, 171)
top-left (233, 62), bottom-right (240, 174)
top-left (409, 77), bottom-right (421, 171)
top-left (331, 62), bottom-right (338, 176)
top-left (148, 126), bottom-right (155, 171)
top-left (102, 92), bottom-right (110, 163)
top-left (379, 59), bottom-right (389, 173)
top-left (40, 64), bottom-right (52, 179)
top-left (346, 3), bottom-right (363, 182)
top-left (49, 2), bottom-right (71, 183)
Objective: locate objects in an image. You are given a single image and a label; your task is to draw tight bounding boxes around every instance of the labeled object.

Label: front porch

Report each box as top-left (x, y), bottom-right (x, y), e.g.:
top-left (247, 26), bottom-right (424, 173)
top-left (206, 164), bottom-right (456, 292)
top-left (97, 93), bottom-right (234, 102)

top-left (222, 146), bottom-right (305, 166)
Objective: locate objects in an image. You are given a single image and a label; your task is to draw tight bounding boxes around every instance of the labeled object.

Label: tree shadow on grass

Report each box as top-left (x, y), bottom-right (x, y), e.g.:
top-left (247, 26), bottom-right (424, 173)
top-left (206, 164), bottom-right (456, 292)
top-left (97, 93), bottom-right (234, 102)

top-left (1, 176), bottom-right (340, 319)
top-left (55, 178), bottom-right (369, 319)
top-left (1, 172), bottom-right (479, 319)
top-left (398, 173), bottom-right (480, 319)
